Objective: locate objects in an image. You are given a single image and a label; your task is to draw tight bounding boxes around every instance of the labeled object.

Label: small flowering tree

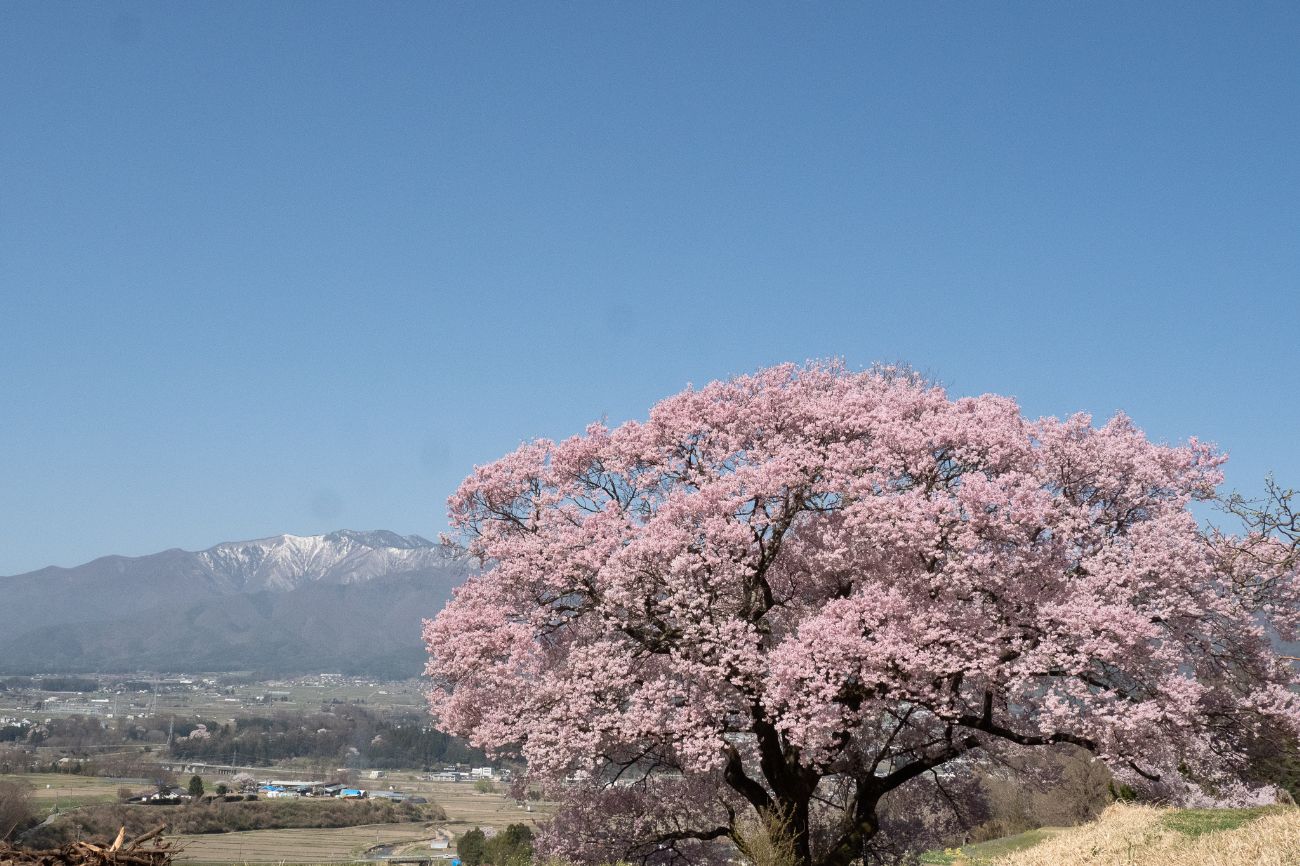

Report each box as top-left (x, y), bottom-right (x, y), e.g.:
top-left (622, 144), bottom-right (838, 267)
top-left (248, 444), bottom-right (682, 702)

top-left (424, 363), bottom-right (1300, 866)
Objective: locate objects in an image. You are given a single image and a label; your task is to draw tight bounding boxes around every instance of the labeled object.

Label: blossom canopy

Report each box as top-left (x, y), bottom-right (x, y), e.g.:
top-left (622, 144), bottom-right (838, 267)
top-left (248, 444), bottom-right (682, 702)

top-left (424, 362), bottom-right (1299, 866)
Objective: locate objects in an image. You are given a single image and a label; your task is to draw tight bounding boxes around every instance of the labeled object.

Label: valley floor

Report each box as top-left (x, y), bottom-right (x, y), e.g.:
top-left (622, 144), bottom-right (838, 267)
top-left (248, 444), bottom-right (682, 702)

top-left (168, 777), bottom-right (545, 864)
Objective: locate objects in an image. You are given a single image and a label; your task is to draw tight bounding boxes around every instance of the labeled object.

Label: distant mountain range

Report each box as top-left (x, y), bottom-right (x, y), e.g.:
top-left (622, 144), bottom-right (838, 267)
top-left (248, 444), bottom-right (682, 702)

top-left (0, 530), bottom-right (473, 678)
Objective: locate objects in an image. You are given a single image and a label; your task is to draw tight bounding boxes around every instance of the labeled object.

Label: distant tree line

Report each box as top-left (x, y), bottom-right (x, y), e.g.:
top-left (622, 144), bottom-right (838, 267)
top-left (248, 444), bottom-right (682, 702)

top-left (1, 715), bottom-right (124, 751)
top-left (167, 707), bottom-right (484, 769)
top-left (0, 676), bottom-right (99, 693)
top-left (0, 707), bottom-right (486, 777)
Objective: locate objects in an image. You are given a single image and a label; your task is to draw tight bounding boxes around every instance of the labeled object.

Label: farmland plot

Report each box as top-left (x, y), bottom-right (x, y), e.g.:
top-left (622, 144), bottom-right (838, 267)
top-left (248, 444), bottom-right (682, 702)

top-left (173, 822), bottom-right (436, 863)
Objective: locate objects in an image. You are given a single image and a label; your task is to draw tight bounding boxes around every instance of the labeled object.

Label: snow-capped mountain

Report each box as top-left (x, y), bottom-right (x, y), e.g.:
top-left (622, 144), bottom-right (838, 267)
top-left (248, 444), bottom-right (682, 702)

top-left (195, 530), bottom-right (449, 591)
top-left (0, 530), bottom-right (472, 676)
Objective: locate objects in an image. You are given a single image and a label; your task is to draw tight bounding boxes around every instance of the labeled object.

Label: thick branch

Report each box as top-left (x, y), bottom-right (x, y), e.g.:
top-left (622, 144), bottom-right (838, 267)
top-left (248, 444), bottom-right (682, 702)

top-left (820, 734), bottom-right (981, 866)
top-left (722, 743), bottom-right (774, 811)
top-left (880, 735), bottom-right (981, 791)
top-left (956, 713), bottom-right (1097, 751)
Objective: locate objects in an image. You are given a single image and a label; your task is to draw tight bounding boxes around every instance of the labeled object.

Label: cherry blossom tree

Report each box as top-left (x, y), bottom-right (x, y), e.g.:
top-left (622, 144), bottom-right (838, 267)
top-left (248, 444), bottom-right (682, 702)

top-left (424, 362), bottom-right (1300, 866)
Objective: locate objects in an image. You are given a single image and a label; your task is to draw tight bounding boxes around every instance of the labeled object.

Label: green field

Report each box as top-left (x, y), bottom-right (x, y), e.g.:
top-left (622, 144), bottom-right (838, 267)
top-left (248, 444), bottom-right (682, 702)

top-left (1157, 805), bottom-right (1288, 837)
top-left (919, 827), bottom-right (1068, 865)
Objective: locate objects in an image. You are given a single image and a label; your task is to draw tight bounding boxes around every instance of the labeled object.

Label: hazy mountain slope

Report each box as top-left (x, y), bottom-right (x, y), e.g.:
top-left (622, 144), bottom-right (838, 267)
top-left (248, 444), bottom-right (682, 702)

top-left (0, 572), bottom-right (463, 677)
top-left (0, 549), bottom-right (224, 631)
top-left (0, 531), bottom-right (472, 676)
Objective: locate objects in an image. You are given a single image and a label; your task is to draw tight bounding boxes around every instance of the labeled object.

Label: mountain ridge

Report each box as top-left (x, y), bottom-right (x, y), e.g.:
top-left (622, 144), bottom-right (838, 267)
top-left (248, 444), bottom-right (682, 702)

top-left (0, 529), bottom-right (471, 677)
top-left (2, 529), bottom-right (440, 575)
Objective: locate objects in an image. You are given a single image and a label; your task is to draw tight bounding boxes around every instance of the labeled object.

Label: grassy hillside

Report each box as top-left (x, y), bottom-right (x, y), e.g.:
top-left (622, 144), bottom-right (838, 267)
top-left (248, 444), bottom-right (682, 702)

top-left (919, 827), bottom-right (1069, 865)
top-left (923, 803), bottom-right (1299, 866)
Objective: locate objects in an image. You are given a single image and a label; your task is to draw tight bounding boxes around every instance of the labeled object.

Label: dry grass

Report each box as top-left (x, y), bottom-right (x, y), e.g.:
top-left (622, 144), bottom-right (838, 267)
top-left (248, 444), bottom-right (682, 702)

top-left (733, 807), bottom-right (798, 866)
top-left (989, 803), bottom-right (1300, 866)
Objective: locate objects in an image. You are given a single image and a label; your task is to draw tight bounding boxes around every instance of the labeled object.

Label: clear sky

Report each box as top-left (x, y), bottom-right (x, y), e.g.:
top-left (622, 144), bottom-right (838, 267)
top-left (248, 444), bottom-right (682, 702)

top-left (2, 3), bottom-right (1298, 575)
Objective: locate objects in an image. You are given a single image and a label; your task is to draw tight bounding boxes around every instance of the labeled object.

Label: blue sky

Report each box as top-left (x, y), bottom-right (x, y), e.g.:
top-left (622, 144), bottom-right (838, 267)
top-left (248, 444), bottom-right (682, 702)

top-left (2, 3), bottom-right (1298, 574)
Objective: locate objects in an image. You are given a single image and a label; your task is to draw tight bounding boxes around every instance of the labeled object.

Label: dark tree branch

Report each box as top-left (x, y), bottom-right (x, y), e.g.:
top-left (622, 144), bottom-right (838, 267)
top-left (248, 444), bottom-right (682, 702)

top-left (722, 743), bottom-right (774, 812)
top-left (956, 713), bottom-right (1097, 751)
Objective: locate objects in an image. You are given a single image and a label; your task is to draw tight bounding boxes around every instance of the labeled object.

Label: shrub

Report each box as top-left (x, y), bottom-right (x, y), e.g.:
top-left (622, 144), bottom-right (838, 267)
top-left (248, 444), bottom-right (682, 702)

top-left (458, 827), bottom-right (487, 866)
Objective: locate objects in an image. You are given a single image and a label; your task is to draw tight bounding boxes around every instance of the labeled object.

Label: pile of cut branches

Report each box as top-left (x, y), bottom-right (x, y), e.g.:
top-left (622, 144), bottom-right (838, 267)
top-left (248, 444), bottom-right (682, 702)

top-left (1, 826), bottom-right (177, 866)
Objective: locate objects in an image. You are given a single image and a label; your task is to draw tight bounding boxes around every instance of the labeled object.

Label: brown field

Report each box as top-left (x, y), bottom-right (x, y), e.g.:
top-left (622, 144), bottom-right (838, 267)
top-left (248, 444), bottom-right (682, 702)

top-left (400, 779), bottom-right (547, 832)
top-left (0, 772), bottom-right (143, 798)
top-left (0, 773), bottom-right (145, 810)
top-left (172, 822), bottom-right (438, 864)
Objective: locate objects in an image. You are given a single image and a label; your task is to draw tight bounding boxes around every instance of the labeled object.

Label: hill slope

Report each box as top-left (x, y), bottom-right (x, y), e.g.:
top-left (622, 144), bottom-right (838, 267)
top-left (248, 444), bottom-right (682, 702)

top-left (0, 531), bottom-right (471, 677)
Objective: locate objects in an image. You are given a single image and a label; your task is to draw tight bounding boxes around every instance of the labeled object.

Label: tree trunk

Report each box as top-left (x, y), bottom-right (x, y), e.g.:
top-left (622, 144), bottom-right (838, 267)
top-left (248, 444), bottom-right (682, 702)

top-left (789, 796), bottom-right (813, 866)
top-left (812, 791), bottom-right (881, 866)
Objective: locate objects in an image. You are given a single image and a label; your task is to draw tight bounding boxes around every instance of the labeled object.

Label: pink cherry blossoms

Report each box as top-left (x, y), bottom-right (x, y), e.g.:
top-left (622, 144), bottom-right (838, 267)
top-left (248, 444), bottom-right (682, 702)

top-left (424, 362), bottom-right (1300, 866)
